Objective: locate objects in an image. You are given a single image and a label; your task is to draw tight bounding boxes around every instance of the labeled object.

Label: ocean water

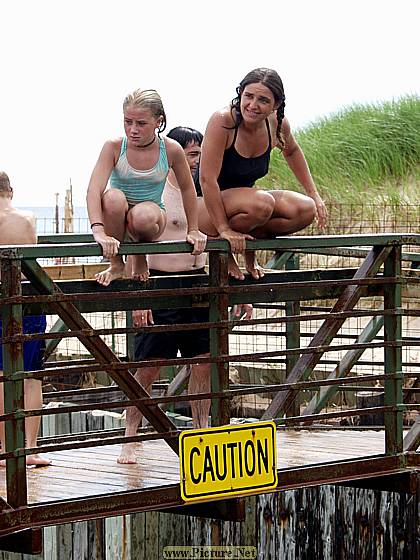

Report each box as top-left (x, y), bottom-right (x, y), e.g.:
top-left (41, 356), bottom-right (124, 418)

top-left (23, 207), bottom-right (89, 235)
top-left (23, 206), bottom-right (101, 266)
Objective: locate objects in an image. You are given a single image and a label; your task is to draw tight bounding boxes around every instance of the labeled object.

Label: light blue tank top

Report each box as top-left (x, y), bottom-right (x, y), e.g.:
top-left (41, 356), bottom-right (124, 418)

top-left (109, 137), bottom-right (169, 209)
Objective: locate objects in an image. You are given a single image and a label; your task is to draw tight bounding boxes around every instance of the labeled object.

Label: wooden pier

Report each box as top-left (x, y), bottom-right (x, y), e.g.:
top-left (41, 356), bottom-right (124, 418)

top-left (0, 234), bottom-right (419, 556)
top-left (0, 430), bottom-right (414, 507)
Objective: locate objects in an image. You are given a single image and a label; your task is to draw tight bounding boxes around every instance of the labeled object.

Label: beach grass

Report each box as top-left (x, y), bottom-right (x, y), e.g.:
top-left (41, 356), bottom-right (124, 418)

top-left (259, 95), bottom-right (420, 206)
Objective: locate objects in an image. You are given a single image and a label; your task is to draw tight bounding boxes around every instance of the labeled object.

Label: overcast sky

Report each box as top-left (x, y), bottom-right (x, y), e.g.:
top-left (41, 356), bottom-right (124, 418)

top-left (1, 0), bottom-right (418, 207)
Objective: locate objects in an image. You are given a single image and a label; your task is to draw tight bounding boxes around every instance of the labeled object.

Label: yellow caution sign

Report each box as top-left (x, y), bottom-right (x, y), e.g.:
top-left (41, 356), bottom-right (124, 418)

top-left (180, 421), bottom-right (277, 502)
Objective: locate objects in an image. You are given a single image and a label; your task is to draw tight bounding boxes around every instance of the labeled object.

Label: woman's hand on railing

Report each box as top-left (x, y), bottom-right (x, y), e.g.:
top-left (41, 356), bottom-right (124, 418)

top-left (132, 309), bottom-right (154, 327)
top-left (92, 226), bottom-right (120, 258)
top-left (219, 227), bottom-right (254, 254)
top-left (186, 229), bottom-right (207, 255)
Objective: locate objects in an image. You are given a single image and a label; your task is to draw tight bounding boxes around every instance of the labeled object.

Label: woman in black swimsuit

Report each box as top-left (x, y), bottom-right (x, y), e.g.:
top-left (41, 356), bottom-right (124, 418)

top-left (198, 67), bottom-right (327, 280)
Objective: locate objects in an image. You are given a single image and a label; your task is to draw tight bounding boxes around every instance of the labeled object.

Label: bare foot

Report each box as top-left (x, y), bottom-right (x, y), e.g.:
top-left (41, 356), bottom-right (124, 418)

top-left (228, 254), bottom-right (245, 280)
top-left (95, 261), bottom-right (125, 287)
top-left (26, 454), bottom-right (52, 467)
top-left (117, 443), bottom-right (138, 464)
top-left (0, 455), bottom-right (51, 467)
top-left (132, 254), bottom-right (149, 282)
top-left (245, 251), bottom-right (265, 280)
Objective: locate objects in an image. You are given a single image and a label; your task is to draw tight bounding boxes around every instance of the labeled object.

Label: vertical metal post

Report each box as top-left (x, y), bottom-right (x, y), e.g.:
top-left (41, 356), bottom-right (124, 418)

top-left (111, 311), bottom-right (116, 354)
top-left (383, 245), bottom-right (403, 453)
top-left (285, 254), bottom-right (301, 417)
top-left (209, 252), bottom-right (230, 427)
top-left (0, 249), bottom-right (28, 506)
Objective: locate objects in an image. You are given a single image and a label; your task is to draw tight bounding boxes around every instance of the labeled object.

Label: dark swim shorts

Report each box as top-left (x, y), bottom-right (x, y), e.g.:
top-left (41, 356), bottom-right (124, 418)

top-left (0, 315), bottom-right (47, 371)
top-left (134, 269), bottom-right (209, 360)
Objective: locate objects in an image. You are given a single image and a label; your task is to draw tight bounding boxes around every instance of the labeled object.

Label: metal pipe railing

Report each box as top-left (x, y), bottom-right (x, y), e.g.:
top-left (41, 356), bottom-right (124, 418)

top-left (0, 234), bottom-right (419, 510)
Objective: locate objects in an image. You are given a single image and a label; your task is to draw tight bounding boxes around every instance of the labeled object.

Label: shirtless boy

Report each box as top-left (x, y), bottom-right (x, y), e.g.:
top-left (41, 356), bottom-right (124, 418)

top-left (0, 171), bottom-right (50, 466)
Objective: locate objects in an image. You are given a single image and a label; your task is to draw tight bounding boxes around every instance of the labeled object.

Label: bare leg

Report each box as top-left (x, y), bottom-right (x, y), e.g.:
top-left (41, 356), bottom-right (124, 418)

top-left (227, 254), bottom-right (245, 281)
top-left (127, 202), bottom-right (167, 282)
top-left (227, 191), bottom-right (275, 232)
top-left (197, 204), bottom-right (242, 280)
top-left (245, 191), bottom-right (315, 279)
top-left (198, 201), bottom-right (245, 280)
top-left (253, 191), bottom-right (317, 237)
top-left (0, 375), bottom-right (50, 467)
top-left (131, 255), bottom-right (150, 282)
top-left (244, 251), bottom-right (265, 279)
top-left (228, 193), bottom-right (274, 279)
top-left (189, 356), bottom-right (211, 429)
top-left (117, 365), bottom-right (160, 464)
top-left (95, 189), bottom-right (129, 286)
top-left (198, 190), bottom-right (275, 280)
top-left (24, 379), bottom-right (51, 466)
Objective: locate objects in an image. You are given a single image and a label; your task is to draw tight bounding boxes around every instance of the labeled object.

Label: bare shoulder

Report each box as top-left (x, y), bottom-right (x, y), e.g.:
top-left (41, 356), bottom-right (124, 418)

top-left (207, 106), bottom-right (235, 130)
top-left (202, 106), bottom-right (233, 150)
top-left (164, 136), bottom-right (184, 167)
top-left (279, 117), bottom-right (299, 154)
top-left (108, 137), bottom-right (123, 148)
top-left (102, 137), bottom-right (123, 161)
top-left (269, 115), bottom-right (294, 151)
top-left (92, 137), bottom-right (123, 167)
top-left (164, 136), bottom-right (183, 154)
top-left (16, 207), bottom-right (34, 218)
top-left (0, 208), bottom-right (37, 244)
top-left (268, 113), bottom-right (291, 135)
top-left (280, 116), bottom-right (292, 137)
top-left (12, 207), bottom-right (36, 226)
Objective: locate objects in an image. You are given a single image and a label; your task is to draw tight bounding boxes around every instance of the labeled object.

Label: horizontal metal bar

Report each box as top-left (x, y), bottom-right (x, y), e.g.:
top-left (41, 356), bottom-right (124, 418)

top-left (17, 285), bottom-right (385, 314)
top-left (1, 271), bottom-right (395, 308)
top-left (0, 373), bottom-right (404, 423)
top-left (293, 247), bottom-right (420, 263)
top-left (336, 385), bottom-right (417, 392)
top-left (275, 405), bottom-right (400, 425)
top-left (0, 341), bottom-right (401, 382)
top-left (6, 339), bottom-right (419, 383)
top-left (2, 234), bottom-right (419, 259)
top-left (0, 307), bottom-right (400, 345)
top-left (35, 235), bottom-right (420, 263)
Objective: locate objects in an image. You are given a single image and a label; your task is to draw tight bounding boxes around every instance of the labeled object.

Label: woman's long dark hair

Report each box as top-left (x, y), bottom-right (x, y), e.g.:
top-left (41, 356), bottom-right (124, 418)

top-left (231, 68), bottom-right (286, 149)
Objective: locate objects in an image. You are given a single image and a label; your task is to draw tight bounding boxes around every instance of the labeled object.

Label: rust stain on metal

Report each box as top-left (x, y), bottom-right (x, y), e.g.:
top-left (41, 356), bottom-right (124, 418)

top-left (4, 317), bottom-right (23, 361)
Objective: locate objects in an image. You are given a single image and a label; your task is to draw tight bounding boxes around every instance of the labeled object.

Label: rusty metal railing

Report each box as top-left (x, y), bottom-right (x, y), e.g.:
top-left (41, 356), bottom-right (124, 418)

top-left (0, 233), bottom-right (419, 514)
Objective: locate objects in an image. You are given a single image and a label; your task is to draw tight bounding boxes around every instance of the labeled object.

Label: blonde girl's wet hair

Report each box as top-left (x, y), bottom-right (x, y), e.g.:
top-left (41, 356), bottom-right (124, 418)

top-left (123, 89), bottom-right (167, 134)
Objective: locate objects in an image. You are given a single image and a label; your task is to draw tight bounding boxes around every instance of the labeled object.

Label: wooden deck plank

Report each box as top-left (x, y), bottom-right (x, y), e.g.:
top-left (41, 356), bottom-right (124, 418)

top-left (27, 466), bottom-right (178, 486)
top-left (0, 430), bottom-right (396, 506)
top-left (48, 460), bottom-right (181, 480)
